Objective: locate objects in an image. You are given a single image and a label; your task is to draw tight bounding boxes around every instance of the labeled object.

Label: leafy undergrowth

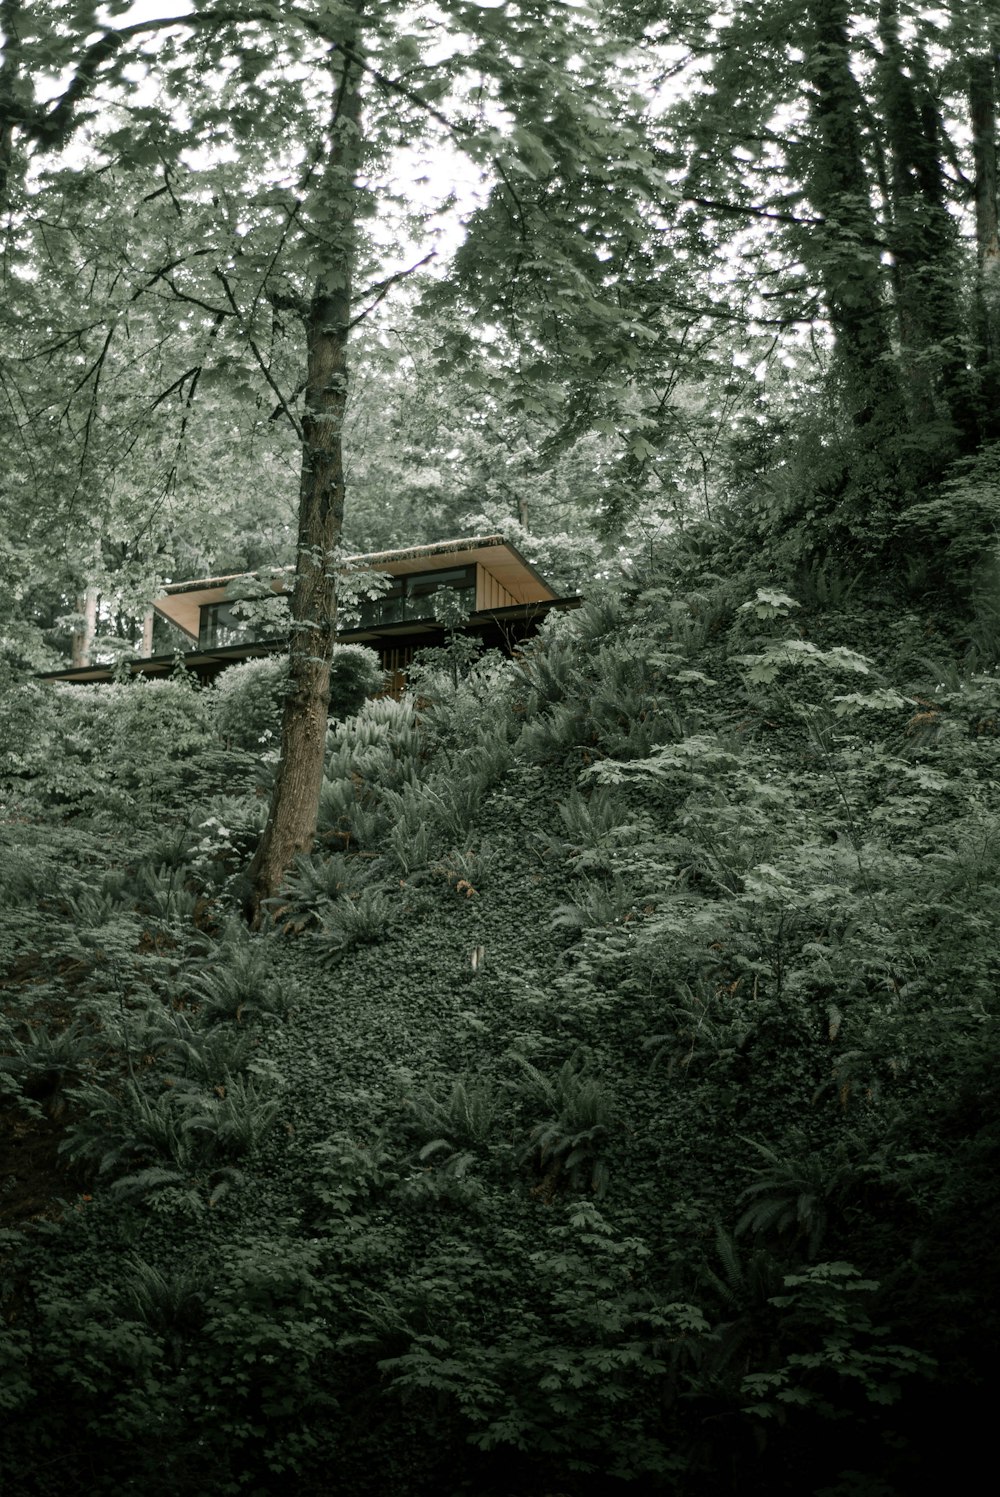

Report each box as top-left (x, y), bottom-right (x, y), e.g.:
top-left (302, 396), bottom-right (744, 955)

top-left (1, 576), bottom-right (999, 1495)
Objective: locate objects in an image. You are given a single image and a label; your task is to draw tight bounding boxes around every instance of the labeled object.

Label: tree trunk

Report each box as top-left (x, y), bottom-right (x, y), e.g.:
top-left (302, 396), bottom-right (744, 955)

top-left (0, 0), bottom-right (21, 210)
top-left (71, 585), bottom-right (98, 668)
top-left (970, 49), bottom-right (1000, 439)
top-left (246, 17), bottom-right (363, 923)
top-left (140, 606), bottom-right (154, 658)
top-left (876, 0), bottom-right (968, 442)
top-left (805, 0), bottom-right (904, 431)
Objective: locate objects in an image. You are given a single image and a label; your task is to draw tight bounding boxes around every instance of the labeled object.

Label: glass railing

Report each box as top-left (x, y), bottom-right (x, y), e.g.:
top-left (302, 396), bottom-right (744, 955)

top-left (201, 571), bottom-right (476, 644)
top-left (356, 571), bottom-right (474, 629)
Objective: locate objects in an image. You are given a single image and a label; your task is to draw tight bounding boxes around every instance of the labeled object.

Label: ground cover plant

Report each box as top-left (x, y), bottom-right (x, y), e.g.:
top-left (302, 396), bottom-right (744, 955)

top-left (2, 566), bottom-right (999, 1496)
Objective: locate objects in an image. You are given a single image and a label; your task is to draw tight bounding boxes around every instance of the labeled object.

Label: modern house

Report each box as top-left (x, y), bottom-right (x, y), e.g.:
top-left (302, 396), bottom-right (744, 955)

top-left (41, 535), bottom-right (578, 690)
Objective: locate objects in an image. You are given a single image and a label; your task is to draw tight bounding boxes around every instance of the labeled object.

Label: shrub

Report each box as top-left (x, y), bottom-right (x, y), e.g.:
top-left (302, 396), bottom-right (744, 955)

top-left (319, 886), bottom-right (394, 950)
top-left (213, 646), bottom-right (383, 754)
top-left (328, 644), bottom-right (385, 721)
top-left (29, 675), bottom-right (217, 815)
top-left (0, 676), bottom-right (56, 787)
top-left (213, 656), bottom-right (289, 751)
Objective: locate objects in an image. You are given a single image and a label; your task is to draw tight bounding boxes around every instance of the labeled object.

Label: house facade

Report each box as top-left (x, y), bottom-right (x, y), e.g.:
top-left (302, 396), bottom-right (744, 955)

top-left (41, 535), bottom-right (578, 689)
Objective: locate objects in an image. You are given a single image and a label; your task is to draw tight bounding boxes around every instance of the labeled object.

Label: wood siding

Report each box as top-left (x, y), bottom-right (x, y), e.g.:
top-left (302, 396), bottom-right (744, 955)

top-left (476, 564), bottom-right (518, 612)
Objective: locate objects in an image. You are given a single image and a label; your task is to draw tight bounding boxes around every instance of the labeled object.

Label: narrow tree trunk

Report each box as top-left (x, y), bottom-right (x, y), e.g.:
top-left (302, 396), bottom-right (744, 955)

top-left (140, 606), bottom-right (154, 658)
top-left (246, 19), bottom-right (363, 923)
top-left (970, 49), bottom-right (1000, 439)
top-left (0, 0), bottom-right (22, 210)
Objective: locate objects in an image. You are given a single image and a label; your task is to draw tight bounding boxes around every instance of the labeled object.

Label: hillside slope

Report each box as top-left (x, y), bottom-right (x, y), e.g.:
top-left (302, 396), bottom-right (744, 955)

top-left (2, 575), bottom-right (999, 1495)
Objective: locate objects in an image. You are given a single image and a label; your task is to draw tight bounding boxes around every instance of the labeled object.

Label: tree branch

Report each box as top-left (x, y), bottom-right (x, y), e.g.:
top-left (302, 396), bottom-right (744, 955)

top-left (149, 366), bottom-right (202, 411)
top-left (684, 194), bottom-right (827, 229)
top-left (215, 265), bottom-right (304, 441)
top-left (141, 312), bottom-right (226, 531)
top-left (155, 275), bottom-right (233, 318)
top-left (347, 249), bottom-right (436, 330)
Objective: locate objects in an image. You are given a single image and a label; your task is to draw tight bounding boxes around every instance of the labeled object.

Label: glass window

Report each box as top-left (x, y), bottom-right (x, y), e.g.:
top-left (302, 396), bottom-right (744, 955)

top-left (199, 602), bottom-right (258, 650)
top-left (357, 566), bottom-right (474, 629)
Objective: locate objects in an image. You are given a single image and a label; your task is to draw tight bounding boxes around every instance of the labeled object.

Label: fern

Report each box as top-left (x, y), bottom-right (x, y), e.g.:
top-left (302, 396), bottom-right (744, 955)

top-left (512, 1053), bottom-right (614, 1198)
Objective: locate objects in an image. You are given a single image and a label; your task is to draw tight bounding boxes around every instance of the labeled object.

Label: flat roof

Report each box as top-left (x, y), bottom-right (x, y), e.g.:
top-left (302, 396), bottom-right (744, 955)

top-left (154, 534), bottom-right (558, 641)
top-left (160, 535), bottom-right (546, 594)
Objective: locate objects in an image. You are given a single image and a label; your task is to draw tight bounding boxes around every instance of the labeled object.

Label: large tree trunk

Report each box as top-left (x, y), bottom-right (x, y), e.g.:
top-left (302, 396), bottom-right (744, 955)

top-left (876, 0), bottom-right (968, 443)
top-left (805, 0), bottom-right (905, 432)
top-left (246, 17), bottom-right (363, 923)
top-left (970, 48), bottom-right (1000, 440)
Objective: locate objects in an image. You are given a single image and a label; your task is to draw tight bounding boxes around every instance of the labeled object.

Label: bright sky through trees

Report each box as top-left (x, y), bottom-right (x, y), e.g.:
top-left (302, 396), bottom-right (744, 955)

top-left (51, 0), bottom-right (526, 277)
